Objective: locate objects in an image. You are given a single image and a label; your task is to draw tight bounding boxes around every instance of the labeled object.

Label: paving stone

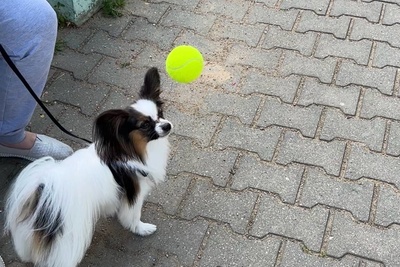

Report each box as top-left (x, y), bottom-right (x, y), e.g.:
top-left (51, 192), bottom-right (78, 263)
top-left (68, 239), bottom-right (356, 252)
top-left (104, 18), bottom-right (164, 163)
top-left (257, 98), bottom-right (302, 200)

top-left (174, 30), bottom-right (229, 61)
top-left (58, 27), bottom-right (92, 50)
top-left (124, 0), bottom-right (170, 23)
top-left (297, 11), bottom-right (351, 39)
top-left (257, 0), bottom-right (278, 6)
top-left (277, 131), bottom-right (346, 176)
top-left (315, 34), bottom-right (372, 65)
top-left (232, 154), bottom-right (304, 203)
top-left (300, 167), bottom-right (374, 221)
top-left (97, 89), bottom-right (136, 114)
top-left (180, 179), bottom-right (258, 233)
top-left (280, 0), bottom-right (330, 14)
top-left (124, 17), bottom-right (180, 50)
top-left (320, 108), bottom-right (386, 152)
top-left (210, 19), bottom-right (265, 47)
top-left (226, 44), bottom-right (282, 71)
top-left (29, 102), bottom-right (66, 134)
top-left (199, 63), bottom-right (245, 92)
top-left (382, 3), bottom-right (400, 25)
top-left (251, 195), bottom-right (329, 251)
top-left (263, 26), bottom-right (318, 56)
top-left (197, 0), bottom-right (252, 21)
top-left (258, 97), bottom-right (323, 137)
top-left (281, 51), bottom-right (336, 83)
top-left (345, 144), bottom-right (400, 187)
top-left (44, 72), bottom-right (110, 116)
top-left (85, 11), bottom-right (132, 37)
top-left (280, 241), bottom-right (371, 267)
top-left (215, 117), bottom-right (281, 161)
top-left (161, 7), bottom-right (216, 35)
top-left (88, 57), bottom-right (146, 90)
top-left (330, 0), bottom-right (382, 23)
top-left (298, 78), bottom-right (360, 115)
top-left (360, 89), bottom-right (400, 120)
top-left (165, 106), bottom-right (221, 147)
top-left (82, 30), bottom-right (144, 58)
top-left (147, 173), bottom-right (192, 215)
top-left (373, 41), bottom-right (400, 68)
top-left (336, 61), bottom-right (397, 95)
top-left (241, 70), bottom-right (300, 103)
top-left (246, 3), bottom-right (299, 30)
top-left (168, 138), bottom-right (238, 186)
top-left (375, 185), bottom-right (400, 227)
top-left (364, 0), bottom-right (400, 5)
top-left (150, 0), bottom-right (200, 9)
top-left (387, 121), bottom-right (400, 156)
top-left (350, 18), bottom-right (400, 48)
top-left (130, 45), bottom-right (166, 69)
top-left (200, 225), bottom-right (281, 267)
top-left (52, 48), bottom-right (103, 80)
top-left (328, 212), bottom-right (400, 266)
top-left (204, 92), bottom-right (261, 124)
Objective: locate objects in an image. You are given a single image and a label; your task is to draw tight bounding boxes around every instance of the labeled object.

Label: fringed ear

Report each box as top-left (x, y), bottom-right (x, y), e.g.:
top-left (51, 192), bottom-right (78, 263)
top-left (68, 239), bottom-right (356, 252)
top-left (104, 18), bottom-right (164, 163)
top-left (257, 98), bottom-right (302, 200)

top-left (139, 67), bottom-right (161, 101)
top-left (93, 109), bottom-right (137, 164)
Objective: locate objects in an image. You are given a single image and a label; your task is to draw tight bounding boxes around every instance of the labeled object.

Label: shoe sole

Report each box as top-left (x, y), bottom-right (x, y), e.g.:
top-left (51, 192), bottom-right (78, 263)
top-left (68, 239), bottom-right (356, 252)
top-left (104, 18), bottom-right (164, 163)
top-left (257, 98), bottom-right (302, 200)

top-left (0, 153), bottom-right (35, 161)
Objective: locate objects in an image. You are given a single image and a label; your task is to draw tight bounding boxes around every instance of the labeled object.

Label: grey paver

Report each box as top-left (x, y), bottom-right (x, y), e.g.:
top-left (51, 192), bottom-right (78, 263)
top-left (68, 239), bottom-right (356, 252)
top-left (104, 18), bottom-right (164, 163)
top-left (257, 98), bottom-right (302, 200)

top-left (300, 167), bottom-right (374, 221)
top-left (241, 70), bottom-right (301, 103)
top-left (361, 88), bottom-right (400, 120)
top-left (336, 61), bottom-right (397, 95)
top-left (168, 138), bottom-right (238, 186)
top-left (204, 92), bottom-right (261, 124)
top-left (257, 97), bottom-right (323, 138)
top-left (330, 0), bottom-right (382, 23)
top-left (315, 34), bottom-right (372, 65)
top-left (200, 225), bottom-right (281, 267)
top-left (251, 195), bottom-right (329, 251)
top-left (280, 0), bottom-right (330, 15)
top-left (328, 212), bottom-right (400, 266)
top-left (350, 18), bottom-right (400, 48)
top-left (85, 11), bottom-right (132, 37)
top-left (226, 44), bottom-right (282, 70)
top-left (376, 185), bottom-right (400, 227)
top-left (197, 0), bottom-right (252, 21)
top-left (263, 26), bottom-right (317, 56)
top-left (382, 3), bottom-right (400, 25)
top-left (232, 154), bottom-right (304, 203)
top-left (161, 7), bottom-right (216, 35)
top-left (280, 241), bottom-right (374, 267)
top-left (124, 17), bottom-right (181, 50)
top-left (345, 144), bottom-right (400, 187)
top-left (276, 131), bottom-right (346, 176)
top-left (281, 51), bottom-right (336, 83)
top-left (215, 117), bottom-right (281, 161)
top-left (297, 78), bottom-right (360, 115)
top-left (210, 19), bottom-right (265, 47)
top-left (246, 3), bottom-right (298, 30)
top-left (373, 41), bottom-right (400, 68)
top-left (387, 121), bottom-right (400, 156)
top-left (296, 11), bottom-right (351, 39)
top-left (180, 179), bottom-right (258, 233)
top-left (124, 0), bottom-right (170, 23)
top-left (320, 108), bottom-right (386, 152)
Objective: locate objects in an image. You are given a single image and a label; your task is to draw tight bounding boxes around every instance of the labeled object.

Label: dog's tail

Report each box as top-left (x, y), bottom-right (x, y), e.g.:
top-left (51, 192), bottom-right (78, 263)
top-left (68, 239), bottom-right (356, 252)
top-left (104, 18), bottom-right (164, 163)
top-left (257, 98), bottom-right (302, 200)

top-left (5, 156), bottom-right (64, 264)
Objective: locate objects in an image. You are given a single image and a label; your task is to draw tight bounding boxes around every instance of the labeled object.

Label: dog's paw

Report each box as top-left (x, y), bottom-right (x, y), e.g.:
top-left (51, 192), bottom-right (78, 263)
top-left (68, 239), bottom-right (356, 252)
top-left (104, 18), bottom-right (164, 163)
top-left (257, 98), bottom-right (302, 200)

top-left (134, 221), bottom-right (157, 236)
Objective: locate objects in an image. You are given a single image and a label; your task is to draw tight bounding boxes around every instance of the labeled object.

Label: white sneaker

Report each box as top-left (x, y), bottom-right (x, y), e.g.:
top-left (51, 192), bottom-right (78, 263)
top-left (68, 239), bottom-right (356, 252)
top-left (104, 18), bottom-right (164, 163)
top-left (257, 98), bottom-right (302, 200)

top-left (0, 134), bottom-right (73, 161)
top-left (0, 255), bottom-right (4, 267)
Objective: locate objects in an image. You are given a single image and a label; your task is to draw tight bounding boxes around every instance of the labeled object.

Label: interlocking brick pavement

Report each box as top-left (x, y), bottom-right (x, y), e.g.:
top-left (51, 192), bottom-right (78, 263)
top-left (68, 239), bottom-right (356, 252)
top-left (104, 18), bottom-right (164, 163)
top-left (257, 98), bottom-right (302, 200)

top-left (3, 0), bottom-right (400, 266)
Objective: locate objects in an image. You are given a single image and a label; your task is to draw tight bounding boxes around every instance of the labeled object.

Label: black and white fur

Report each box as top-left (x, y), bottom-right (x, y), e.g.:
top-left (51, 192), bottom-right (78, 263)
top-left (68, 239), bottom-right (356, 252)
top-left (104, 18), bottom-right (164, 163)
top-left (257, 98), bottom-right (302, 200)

top-left (5, 67), bottom-right (173, 267)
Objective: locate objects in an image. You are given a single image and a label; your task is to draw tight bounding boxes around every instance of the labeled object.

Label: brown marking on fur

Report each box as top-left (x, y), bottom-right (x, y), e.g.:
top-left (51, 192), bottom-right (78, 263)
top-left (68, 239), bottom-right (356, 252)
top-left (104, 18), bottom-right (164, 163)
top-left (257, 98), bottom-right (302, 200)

top-left (129, 130), bottom-right (148, 163)
top-left (18, 189), bottom-right (41, 222)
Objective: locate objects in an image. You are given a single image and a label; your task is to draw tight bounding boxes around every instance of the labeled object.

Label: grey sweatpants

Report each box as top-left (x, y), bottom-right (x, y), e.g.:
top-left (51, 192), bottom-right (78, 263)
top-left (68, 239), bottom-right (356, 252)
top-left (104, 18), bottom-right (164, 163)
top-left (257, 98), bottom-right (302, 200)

top-left (0, 0), bottom-right (57, 144)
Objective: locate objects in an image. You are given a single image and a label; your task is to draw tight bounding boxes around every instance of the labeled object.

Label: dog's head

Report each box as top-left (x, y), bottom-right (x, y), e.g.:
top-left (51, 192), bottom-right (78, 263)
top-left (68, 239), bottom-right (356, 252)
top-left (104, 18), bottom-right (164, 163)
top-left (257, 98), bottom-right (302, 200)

top-left (93, 67), bottom-right (173, 165)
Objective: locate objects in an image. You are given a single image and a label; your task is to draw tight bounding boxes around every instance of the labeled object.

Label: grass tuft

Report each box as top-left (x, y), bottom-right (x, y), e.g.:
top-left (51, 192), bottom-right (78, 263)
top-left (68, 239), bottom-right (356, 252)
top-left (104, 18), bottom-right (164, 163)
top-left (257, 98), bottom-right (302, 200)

top-left (102, 0), bottom-right (125, 17)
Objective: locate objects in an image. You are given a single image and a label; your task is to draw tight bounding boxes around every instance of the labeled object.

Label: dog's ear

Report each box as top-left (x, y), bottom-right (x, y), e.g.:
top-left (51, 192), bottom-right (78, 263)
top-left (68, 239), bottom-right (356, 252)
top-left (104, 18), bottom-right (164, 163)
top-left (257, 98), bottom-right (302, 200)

top-left (139, 67), bottom-right (161, 101)
top-left (93, 109), bottom-right (137, 164)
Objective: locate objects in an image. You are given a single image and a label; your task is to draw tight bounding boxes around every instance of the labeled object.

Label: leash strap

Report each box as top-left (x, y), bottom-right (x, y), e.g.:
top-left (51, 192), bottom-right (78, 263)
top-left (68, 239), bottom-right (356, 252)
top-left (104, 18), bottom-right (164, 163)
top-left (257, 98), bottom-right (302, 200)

top-left (0, 44), bottom-right (91, 143)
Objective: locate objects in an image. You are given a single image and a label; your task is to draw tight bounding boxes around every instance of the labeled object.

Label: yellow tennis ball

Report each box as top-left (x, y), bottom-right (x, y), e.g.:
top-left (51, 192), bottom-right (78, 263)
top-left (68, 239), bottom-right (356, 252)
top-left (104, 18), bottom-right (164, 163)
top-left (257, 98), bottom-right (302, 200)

top-left (165, 45), bottom-right (204, 83)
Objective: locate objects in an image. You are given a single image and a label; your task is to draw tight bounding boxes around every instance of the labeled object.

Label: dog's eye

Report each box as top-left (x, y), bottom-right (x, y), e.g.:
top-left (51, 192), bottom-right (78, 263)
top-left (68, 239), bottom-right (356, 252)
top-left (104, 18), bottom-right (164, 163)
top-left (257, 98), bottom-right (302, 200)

top-left (140, 121), bottom-right (150, 129)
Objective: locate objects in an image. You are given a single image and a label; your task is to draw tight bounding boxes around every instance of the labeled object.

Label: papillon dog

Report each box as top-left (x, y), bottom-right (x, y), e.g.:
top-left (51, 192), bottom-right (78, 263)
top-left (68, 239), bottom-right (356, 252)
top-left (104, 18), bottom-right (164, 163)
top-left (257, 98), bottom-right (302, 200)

top-left (5, 67), bottom-right (173, 267)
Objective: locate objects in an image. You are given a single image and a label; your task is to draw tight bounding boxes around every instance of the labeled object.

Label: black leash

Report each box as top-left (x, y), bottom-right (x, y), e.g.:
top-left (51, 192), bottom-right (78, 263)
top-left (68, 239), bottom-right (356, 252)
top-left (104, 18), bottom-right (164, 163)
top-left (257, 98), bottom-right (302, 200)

top-left (0, 44), bottom-right (91, 143)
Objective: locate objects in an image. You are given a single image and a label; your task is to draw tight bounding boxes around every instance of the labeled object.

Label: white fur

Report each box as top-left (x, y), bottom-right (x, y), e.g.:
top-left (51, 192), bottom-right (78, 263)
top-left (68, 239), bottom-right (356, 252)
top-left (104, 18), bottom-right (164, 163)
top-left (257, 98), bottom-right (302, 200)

top-left (5, 101), bottom-right (171, 267)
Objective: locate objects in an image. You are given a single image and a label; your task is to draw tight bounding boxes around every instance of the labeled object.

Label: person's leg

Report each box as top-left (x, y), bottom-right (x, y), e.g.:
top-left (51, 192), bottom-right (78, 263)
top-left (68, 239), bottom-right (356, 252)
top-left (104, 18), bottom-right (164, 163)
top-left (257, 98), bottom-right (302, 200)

top-left (0, 0), bottom-right (73, 160)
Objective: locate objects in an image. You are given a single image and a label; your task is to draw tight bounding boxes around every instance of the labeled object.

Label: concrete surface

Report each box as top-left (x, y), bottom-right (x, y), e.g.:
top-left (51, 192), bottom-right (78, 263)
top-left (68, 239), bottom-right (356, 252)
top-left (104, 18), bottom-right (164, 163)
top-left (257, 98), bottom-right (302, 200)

top-left (2, 0), bottom-right (400, 266)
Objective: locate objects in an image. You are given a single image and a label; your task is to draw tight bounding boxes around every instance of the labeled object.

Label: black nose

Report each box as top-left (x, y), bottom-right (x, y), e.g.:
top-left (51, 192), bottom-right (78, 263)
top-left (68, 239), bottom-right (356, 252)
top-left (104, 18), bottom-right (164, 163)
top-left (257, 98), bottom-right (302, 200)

top-left (161, 123), bottom-right (171, 132)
